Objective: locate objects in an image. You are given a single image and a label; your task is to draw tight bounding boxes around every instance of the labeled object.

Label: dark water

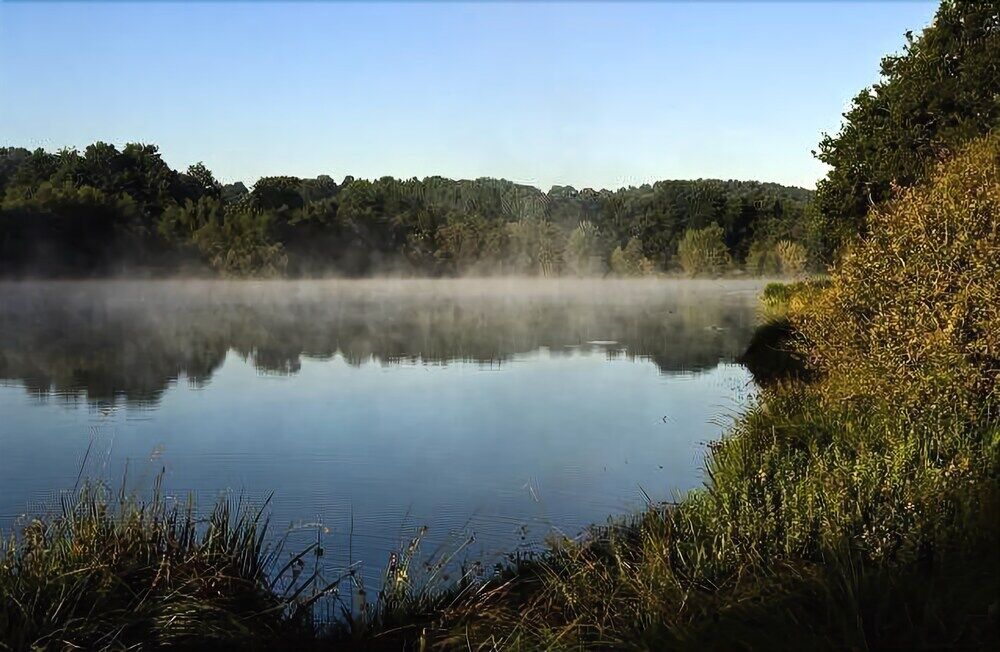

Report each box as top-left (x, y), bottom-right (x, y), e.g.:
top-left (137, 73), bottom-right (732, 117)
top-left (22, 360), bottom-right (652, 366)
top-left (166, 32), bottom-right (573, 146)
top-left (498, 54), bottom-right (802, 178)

top-left (0, 278), bottom-right (762, 585)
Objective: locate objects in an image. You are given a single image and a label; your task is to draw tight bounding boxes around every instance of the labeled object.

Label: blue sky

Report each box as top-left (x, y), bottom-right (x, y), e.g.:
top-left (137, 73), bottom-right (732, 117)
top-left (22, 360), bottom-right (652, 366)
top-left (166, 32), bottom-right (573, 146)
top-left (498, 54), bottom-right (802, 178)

top-left (1, 2), bottom-right (937, 190)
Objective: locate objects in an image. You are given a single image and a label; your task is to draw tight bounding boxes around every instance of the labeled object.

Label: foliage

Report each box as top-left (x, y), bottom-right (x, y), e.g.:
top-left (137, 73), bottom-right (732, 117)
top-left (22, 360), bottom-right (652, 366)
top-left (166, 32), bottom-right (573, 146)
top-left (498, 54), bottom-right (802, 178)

top-left (0, 483), bottom-right (290, 649)
top-left (564, 220), bottom-right (607, 276)
top-left (609, 237), bottom-right (653, 276)
top-left (757, 279), bottom-right (828, 321)
top-left (0, 143), bottom-right (813, 277)
top-left (194, 209), bottom-right (288, 278)
top-left (814, 0), bottom-right (1000, 260)
top-left (744, 239), bottom-right (782, 276)
top-left (186, 162), bottom-right (222, 198)
top-left (746, 240), bottom-right (812, 278)
top-left (773, 239), bottom-right (808, 277)
top-left (434, 213), bottom-right (509, 274)
top-left (676, 223), bottom-right (730, 276)
top-left (0, 181), bottom-right (142, 275)
top-left (800, 132), bottom-right (1000, 422)
top-left (506, 219), bottom-right (566, 276)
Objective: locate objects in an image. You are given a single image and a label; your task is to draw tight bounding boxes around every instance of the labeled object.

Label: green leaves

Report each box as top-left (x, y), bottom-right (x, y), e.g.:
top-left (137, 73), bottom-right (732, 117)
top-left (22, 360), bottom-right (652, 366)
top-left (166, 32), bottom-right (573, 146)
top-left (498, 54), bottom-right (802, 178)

top-left (676, 224), bottom-right (730, 277)
top-left (815, 0), bottom-right (1000, 260)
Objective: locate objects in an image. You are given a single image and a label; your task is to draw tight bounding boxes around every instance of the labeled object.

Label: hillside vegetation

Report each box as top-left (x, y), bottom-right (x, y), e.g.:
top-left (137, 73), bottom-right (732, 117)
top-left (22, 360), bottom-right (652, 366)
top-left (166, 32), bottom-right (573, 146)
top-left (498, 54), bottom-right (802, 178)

top-left (0, 147), bottom-right (813, 278)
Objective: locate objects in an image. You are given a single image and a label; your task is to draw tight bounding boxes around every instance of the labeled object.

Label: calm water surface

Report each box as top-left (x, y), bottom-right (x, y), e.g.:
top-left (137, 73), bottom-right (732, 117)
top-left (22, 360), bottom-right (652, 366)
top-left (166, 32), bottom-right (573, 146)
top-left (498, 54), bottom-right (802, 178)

top-left (0, 279), bottom-right (762, 581)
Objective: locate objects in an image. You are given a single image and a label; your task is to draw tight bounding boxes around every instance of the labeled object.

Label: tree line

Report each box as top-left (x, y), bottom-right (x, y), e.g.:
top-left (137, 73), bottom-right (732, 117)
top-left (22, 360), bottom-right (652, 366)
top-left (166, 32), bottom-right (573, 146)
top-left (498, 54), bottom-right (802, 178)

top-left (0, 144), bottom-right (816, 277)
top-left (1, 0), bottom-right (994, 279)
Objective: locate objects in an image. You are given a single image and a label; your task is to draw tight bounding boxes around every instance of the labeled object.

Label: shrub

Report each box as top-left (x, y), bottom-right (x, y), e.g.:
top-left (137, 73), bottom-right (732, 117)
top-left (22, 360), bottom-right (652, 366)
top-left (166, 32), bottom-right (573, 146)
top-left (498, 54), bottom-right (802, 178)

top-left (797, 133), bottom-right (1000, 421)
top-left (745, 240), bottom-right (809, 277)
top-left (745, 240), bottom-right (781, 276)
top-left (610, 237), bottom-right (654, 276)
top-left (677, 223), bottom-right (730, 276)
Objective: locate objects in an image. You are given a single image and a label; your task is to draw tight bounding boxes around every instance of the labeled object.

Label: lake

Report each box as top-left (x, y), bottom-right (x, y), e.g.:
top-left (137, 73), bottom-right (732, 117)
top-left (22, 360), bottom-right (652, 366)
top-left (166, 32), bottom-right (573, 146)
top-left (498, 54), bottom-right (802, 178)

top-left (0, 278), bottom-right (762, 587)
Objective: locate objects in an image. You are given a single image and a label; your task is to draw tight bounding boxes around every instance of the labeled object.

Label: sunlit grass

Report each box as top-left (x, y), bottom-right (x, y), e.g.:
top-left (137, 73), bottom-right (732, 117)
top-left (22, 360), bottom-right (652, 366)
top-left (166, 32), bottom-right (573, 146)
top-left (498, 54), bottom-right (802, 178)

top-left (445, 388), bottom-right (999, 649)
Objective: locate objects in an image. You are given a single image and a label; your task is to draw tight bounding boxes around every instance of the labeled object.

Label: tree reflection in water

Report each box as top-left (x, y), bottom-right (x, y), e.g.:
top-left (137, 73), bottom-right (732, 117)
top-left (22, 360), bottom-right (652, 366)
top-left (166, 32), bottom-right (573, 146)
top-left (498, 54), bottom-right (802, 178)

top-left (0, 278), bottom-right (764, 406)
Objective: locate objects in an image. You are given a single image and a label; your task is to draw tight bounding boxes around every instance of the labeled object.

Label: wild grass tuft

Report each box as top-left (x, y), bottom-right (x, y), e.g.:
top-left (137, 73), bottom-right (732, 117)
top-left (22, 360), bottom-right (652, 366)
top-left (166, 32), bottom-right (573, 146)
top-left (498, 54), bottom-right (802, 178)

top-left (0, 478), bottom-right (295, 650)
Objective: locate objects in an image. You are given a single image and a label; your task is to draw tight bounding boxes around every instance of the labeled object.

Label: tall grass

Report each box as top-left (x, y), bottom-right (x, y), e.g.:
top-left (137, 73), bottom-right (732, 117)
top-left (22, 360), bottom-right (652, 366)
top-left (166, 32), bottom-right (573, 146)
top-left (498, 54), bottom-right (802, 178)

top-left (0, 478), bottom-right (491, 650)
top-left (0, 479), bottom-right (292, 649)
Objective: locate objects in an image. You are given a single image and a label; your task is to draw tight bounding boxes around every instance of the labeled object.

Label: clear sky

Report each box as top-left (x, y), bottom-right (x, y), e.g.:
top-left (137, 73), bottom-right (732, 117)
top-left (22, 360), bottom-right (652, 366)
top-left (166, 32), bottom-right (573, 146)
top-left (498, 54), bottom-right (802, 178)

top-left (1, 1), bottom-right (937, 190)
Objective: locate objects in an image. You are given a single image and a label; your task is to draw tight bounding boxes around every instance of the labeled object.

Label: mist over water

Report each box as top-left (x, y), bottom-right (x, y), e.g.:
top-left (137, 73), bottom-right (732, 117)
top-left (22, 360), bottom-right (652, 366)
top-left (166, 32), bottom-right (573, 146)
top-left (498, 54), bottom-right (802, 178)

top-left (0, 278), bottom-right (763, 582)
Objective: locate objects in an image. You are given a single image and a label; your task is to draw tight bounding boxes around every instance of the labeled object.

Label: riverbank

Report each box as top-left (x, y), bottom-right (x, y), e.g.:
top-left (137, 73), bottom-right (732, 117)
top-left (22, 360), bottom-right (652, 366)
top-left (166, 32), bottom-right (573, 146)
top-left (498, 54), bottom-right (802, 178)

top-left (451, 136), bottom-right (999, 649)
top-left (3, 138), bottom-right (999, 649)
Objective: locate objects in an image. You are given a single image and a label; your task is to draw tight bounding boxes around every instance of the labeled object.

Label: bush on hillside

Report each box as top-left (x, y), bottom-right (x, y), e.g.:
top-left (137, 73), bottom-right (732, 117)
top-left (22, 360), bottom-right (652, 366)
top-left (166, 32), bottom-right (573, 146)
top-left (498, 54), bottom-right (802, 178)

top-left (798, 133), bottom-right (1000, 421)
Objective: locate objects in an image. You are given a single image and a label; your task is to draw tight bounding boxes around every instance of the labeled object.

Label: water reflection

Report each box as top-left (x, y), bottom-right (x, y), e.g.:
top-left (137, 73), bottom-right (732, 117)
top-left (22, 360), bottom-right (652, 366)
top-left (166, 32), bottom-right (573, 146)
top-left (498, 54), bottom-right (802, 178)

top-left (0, 278), bottom-right (764, 587)
top-left (0, 279), bottom-right (762, 406)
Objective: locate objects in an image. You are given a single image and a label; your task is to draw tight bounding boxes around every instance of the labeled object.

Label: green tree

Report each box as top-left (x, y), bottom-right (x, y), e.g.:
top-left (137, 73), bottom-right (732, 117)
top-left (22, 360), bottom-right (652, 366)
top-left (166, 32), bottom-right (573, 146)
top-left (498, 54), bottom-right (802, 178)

top-left (506, 219), bottom-right (565, 276)
top-left (815, 0), bottom-right (1000, 260)
top-left (610, 237), bottom-right (653, 277)
top-left (745, 240), bottom-right (781, 276)
top-left (774, 240), bottom-right (808, 277)
top-left (677, 223), bottom-right (730, 276)
top-left (193, 208), bottom-right (286, 278)
top-left (186, 162), bottom-right (221, 198)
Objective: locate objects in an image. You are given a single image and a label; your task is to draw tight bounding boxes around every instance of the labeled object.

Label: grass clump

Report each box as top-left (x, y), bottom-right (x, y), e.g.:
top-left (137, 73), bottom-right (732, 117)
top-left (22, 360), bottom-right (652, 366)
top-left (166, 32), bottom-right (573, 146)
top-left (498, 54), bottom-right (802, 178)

top-left (0, 481), bottom-right (292, 650)
top-left (758, 279), bottom-right (828, 322)
top-left (0, 480), bottom-right (489, 650)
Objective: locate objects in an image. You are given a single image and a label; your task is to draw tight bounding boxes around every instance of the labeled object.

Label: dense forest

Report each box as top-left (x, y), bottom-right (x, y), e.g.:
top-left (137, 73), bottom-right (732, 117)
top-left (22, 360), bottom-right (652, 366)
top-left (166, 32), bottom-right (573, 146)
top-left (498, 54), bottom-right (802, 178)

top-left (0, 145), bottom-right (816, 277)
